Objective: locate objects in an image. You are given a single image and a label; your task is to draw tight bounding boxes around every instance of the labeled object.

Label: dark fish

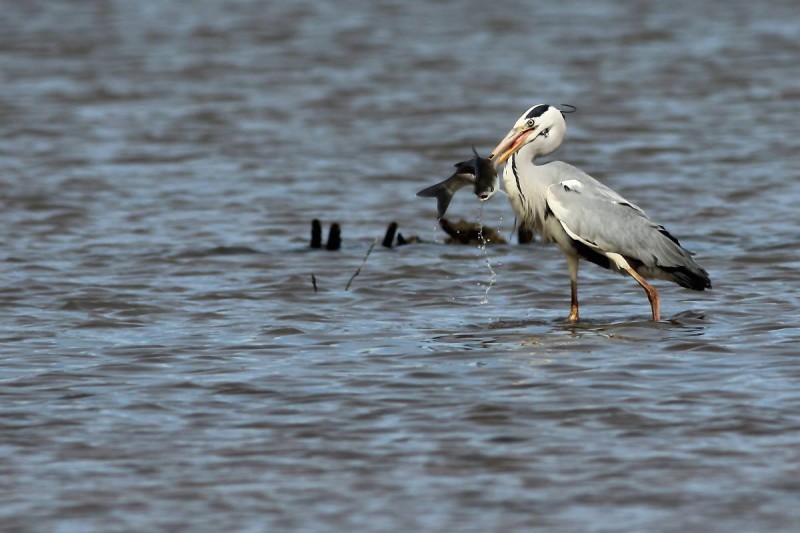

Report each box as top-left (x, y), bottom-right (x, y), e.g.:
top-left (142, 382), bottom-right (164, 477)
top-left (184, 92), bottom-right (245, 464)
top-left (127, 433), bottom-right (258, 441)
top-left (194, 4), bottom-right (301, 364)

top-left (416, 166), bottom-right (474, 218)
top-left (471, 147), bottom-right (499, 201)
top-left (416, 147), bottom-right (499, 218)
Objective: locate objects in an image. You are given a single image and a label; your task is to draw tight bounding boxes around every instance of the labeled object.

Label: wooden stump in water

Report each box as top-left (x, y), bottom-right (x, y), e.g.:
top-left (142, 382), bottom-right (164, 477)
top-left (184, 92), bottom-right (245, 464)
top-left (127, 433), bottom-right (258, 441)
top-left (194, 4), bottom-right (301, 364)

top-left (311, 220), bottom-right (342, 250)
top-left (311, 218), bottom-right (505, 250)
top-left (518, 225), bottom-right (534, 244)
top-left (382, 222), bottom-right (398, 248)
top-left (439, 218), bottom-right (507, 245)
top-left (326, 223), bottom-right (341, 250)
top-left (310, 219), bottom-right (322, 249)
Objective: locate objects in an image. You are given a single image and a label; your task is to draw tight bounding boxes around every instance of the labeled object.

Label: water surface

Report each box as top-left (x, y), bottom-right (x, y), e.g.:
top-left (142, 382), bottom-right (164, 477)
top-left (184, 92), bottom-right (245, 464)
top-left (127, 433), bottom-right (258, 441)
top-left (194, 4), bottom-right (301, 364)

top-left (1, 0), bottom-right (800, 531)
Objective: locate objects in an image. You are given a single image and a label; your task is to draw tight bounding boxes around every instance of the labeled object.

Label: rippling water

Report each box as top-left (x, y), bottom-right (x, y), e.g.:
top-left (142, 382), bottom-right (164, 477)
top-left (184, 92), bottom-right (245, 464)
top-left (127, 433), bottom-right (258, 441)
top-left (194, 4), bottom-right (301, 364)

top-left (2, 0), bottom-right (800, 530)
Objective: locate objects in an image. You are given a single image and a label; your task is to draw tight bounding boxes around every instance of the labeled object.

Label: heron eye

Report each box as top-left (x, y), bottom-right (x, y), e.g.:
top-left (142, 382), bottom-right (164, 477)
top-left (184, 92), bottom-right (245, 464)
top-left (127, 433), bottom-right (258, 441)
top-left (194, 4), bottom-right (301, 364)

top-left (526, 119), bottom-right (535, 128)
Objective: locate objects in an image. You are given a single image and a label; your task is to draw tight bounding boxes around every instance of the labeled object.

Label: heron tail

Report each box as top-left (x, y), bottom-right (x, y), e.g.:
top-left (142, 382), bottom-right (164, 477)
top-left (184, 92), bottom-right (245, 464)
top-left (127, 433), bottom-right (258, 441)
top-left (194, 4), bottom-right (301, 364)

top-left (662, 262), bottom-right (712, 291)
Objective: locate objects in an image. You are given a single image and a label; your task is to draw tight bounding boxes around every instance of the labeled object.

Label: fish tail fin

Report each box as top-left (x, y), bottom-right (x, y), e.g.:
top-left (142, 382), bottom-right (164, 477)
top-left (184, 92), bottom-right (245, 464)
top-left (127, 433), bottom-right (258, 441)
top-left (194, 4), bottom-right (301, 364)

top-left (416, 182), bottom-right (453, 218)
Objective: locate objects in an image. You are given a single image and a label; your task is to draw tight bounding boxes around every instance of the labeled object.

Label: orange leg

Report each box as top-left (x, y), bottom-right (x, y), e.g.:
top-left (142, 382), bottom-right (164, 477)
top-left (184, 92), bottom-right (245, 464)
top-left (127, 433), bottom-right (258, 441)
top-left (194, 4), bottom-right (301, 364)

top-left (569, 278), bottom-right (580, 322)
top-left (622, 266), bottom-right (661, 321)
top-left (567, 255), bottom-right (580, 322)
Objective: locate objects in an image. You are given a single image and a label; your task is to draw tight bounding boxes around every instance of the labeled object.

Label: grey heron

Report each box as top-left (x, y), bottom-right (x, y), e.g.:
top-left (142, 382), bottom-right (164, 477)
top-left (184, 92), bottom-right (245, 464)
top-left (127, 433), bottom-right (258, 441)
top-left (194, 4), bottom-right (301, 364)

top-left (489, 104), bottom-right (711, 322)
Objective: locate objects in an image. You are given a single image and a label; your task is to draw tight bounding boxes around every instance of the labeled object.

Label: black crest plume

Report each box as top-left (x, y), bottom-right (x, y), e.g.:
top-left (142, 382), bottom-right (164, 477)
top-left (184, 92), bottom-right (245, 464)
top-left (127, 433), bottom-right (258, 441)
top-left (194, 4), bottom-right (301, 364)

top-left (558, 104), bottom-right (577, 118)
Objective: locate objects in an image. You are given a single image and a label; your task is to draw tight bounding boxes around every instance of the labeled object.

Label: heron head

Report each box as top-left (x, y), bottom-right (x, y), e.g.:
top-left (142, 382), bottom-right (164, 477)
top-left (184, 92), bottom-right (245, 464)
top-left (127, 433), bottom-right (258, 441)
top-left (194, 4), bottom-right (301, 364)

top-left (489, 104), bottom-right (569, 166)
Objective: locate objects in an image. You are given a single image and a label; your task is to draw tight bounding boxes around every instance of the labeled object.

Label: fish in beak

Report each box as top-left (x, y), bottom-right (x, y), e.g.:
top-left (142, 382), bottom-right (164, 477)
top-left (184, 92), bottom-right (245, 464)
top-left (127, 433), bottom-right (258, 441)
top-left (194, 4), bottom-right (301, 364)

top-left (471, 147), bottom-right (499, 201)
top-left (417, 148), bottom-right (500, 218)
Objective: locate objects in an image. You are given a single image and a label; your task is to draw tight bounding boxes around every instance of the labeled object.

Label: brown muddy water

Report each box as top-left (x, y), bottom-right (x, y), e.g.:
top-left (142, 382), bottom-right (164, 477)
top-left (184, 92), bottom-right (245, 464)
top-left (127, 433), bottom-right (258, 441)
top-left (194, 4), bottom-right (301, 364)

top-left (1, 0), bottom-right (800, 531)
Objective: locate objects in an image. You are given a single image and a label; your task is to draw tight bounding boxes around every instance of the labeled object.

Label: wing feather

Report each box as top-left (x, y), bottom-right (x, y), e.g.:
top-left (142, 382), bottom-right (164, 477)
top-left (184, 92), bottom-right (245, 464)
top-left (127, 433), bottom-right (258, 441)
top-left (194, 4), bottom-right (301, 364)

top-left (545, 180), bottom-right (690, 269)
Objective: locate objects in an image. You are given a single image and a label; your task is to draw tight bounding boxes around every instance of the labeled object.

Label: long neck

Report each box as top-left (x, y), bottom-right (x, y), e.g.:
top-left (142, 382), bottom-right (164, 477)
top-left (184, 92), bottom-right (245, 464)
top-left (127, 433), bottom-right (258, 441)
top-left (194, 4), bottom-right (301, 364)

top-left (502, 143), bottom-right (565, 236)
top-left (502, 151), bottom-right (545, 232)
top-left (518, 127), bottom-right (564, 162)
top-left (517, 140), bottom-right (545, 165)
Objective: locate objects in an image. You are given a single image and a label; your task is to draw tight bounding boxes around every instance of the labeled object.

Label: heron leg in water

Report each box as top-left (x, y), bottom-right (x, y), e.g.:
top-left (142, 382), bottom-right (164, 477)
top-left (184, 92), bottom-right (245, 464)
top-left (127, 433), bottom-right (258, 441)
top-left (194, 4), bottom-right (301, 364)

top-left (604, 252), bottom-right (661, 321)
top-left (567, 255), bottom-right (579, 322)
top-left (622, 266), bottom-right (661, 321)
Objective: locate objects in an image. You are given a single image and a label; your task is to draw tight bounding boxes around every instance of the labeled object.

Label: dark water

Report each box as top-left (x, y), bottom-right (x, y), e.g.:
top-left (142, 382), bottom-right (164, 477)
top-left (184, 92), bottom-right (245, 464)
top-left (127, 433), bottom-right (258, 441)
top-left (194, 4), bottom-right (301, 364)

top-left (2, 0), bottom-right (800, 530)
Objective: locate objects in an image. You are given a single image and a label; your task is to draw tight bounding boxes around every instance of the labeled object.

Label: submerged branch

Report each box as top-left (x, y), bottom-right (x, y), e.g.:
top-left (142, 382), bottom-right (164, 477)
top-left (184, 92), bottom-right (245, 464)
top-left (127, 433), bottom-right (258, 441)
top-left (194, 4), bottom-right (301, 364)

top-left (345, 239), bottom-right (377, 291)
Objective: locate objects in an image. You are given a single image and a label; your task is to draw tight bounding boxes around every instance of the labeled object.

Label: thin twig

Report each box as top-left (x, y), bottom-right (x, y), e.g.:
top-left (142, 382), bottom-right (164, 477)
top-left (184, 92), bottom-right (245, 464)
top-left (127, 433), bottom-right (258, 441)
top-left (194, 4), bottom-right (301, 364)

top-left (311, 273), bottom-right (318, 292)
top-left (345, 239), bottom-right (377, 291)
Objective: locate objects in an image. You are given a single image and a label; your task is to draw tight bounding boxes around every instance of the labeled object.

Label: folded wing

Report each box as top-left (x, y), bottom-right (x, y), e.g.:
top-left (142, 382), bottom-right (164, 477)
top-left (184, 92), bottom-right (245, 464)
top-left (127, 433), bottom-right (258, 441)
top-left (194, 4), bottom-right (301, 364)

top-left (545, 179), bottom-right (710, 290)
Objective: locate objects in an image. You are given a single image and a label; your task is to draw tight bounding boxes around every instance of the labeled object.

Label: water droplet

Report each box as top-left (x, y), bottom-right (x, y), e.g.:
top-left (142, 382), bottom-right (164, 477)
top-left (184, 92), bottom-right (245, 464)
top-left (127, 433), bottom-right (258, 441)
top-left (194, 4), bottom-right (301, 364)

top-left (476, 203), bottom-right (497, 305)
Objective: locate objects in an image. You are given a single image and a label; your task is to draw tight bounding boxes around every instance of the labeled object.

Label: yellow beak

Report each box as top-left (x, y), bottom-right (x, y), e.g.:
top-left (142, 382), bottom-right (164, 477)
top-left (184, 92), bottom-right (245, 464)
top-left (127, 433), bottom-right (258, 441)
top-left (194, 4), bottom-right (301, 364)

top-left (489, 126), bottom-right (537, 166)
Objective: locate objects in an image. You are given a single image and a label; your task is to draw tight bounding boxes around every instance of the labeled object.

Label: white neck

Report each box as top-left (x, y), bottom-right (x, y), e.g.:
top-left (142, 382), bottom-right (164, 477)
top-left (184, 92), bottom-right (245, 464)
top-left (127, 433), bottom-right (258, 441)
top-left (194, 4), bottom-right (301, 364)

top-left (518, 136), bottom-right (559, 163)
top-left (520, 127), bottom-right (564, 163)
top-left (502, 141), bottom-right (566, 237)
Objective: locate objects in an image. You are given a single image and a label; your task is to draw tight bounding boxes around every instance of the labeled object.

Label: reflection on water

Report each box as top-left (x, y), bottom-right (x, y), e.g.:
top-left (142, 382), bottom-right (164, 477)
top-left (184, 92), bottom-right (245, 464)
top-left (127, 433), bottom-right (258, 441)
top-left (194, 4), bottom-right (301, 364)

top-left (2, 0), bottom-right (800, 530)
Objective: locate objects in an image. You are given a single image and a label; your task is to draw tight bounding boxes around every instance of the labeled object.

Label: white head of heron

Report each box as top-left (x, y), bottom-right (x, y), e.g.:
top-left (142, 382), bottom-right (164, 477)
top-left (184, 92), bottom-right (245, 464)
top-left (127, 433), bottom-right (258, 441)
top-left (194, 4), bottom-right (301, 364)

top-left (490, 104), bottom-right (568, 166)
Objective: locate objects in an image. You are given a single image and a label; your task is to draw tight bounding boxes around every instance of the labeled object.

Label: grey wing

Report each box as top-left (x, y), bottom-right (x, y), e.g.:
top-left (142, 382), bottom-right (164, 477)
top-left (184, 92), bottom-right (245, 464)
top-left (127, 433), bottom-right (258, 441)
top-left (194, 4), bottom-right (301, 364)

top-left (547, 161), bottom-right (646, 214)
top-left (546, 179), bottom-right (710, 289)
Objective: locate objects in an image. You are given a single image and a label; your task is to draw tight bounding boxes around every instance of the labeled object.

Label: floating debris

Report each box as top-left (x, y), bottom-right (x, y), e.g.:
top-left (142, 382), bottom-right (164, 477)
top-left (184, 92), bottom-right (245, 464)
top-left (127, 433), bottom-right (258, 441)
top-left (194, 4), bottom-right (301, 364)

top-left (309, 219), bottom-right (503, 250)
top-left (395, 232), bottom-right (422, 246)
top-left (439, 218), bottom-right (506, 245)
